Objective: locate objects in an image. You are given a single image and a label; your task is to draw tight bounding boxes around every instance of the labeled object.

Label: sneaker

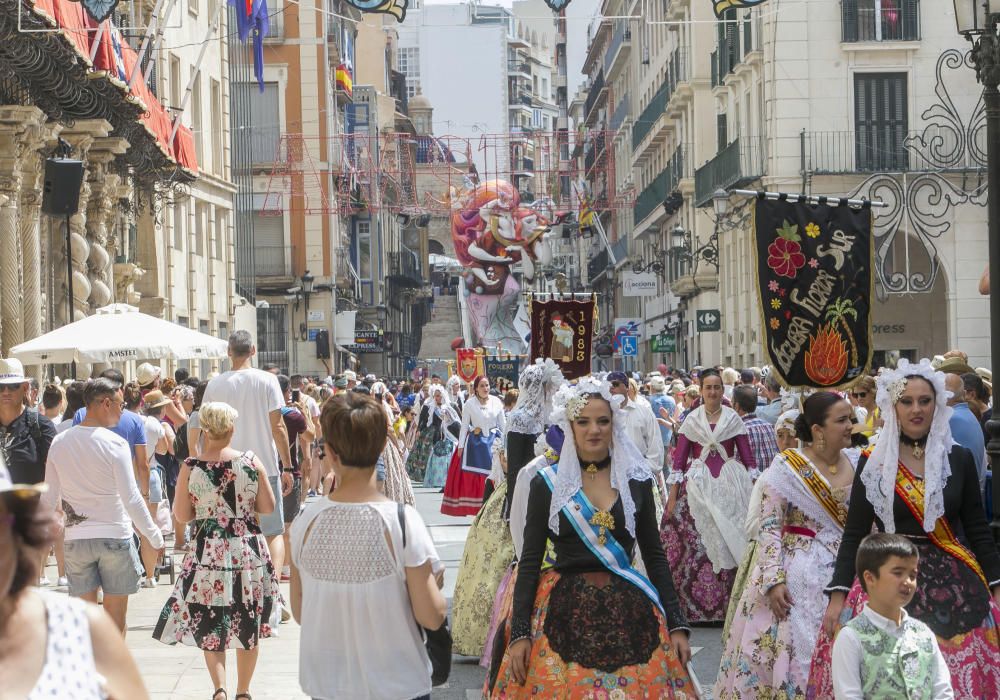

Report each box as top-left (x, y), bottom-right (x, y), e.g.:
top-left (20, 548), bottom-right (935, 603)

top-left (140, 577), bottom-right (157, 588)
top-left (57, 576), bottom-right (69, 587)
top-left (38, 576), bottom-right (51, 586)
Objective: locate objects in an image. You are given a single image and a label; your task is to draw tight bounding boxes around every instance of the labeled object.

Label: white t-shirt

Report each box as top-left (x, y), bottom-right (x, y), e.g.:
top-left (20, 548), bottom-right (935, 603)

top-left (303, 394), bottom-right (321, 419)
top-left (202, 369), bottom-right (284, 477)
top-left (43, 426), bottom-right (163, 548)
top-left (290, 498), bottom-right (444, 700)
top-left (143, 416), bottom-right (165, 468)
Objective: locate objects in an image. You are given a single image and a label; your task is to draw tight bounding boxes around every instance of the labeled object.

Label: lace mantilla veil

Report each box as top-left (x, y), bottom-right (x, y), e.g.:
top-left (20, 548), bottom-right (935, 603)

top-left (507, 358), bottom-right (564, 436)
top-left (547, 376), bottom-right (654, 538)
top-left (862, 358), bottom-right (955, 533)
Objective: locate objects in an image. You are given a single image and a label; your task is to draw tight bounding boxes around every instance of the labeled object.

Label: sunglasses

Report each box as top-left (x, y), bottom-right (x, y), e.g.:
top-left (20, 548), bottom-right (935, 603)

top-left (610, 381), bottom-right (623, 388)
top-left (0, 384), bottom-right (23, 393)
top-left (852, 392), bottom-right (867, 398)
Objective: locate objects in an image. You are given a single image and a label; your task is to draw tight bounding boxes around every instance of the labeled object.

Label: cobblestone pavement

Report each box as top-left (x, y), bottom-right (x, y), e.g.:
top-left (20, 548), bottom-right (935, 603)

top-left (40, 484), bottom-right (722, 699)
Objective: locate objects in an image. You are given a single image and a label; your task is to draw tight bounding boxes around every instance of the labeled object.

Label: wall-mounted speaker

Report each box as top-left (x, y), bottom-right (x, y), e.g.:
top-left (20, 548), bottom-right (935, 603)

top-left (42, 158), bottom-right (85, 217)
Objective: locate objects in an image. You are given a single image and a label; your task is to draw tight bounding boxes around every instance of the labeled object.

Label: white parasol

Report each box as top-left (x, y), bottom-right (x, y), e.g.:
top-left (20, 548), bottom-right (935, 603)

top-left (10, 304), bottom-right (229, 365)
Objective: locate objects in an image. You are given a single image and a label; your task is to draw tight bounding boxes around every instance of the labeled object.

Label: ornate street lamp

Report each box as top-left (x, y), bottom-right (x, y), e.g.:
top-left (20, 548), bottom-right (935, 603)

top-left (954, 0), bottom-right (1000, 540)
top-left (669, 224), bottom-right (720, 270)
top-left (632, 243), bottom-right (667, 277)
top-left (298, 270), bottom-right (315, 340)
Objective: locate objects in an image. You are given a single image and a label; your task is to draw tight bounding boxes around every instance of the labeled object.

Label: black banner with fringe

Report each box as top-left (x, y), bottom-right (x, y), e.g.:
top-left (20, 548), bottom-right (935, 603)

top-left (753, 198), bottom-right (873, 389)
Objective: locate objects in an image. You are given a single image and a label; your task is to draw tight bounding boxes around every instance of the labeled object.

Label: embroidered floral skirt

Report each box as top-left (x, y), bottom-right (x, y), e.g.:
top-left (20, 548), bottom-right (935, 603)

top-left (451, 481), bottom-right (514, 656)
top-left (808, 541), bottom-right (1000, 699)
top-left (152, 518), bottom-right (280, 651)
top-left (423, 439), bottom-right (453, 489)
top-left (441, 450), bottom-right (487, 516)
top-left (659, 482), bottom-right (736, 623)
top-left (382, 440), bottom-right (415, 506)
top-left (489, 570), bottom-right (696, 698)
top-left (405, 424), bottom-right (436, 482)
top-left (481, 563), bottom-right (517, 670)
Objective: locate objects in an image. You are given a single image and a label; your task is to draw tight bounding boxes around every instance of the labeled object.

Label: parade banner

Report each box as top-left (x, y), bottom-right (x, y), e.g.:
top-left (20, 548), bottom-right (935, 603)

top-left (530, 298), bottom-right (595, 380)
top-left (754, 198), bottom-right (873, 390)
top-left (455, 348), bottom-right (484, 383)
top-left (485, 356), bottom-right (520, 393)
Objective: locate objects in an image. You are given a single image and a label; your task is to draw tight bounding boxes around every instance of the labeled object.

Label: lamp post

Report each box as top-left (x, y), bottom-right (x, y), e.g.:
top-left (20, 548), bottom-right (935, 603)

top-left (954, 0), bottom-right (1000, 540)
top-left (376, 303), bottom-right (388, 378)
top-left (299, 270), bottom-right (315, 341)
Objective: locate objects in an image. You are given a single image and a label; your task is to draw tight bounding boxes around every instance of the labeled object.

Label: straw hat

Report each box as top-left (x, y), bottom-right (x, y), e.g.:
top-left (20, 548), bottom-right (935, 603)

top-left (143, 390), bottom-right (172, 409)
top-left (136, 362), bottom-right (161, 387)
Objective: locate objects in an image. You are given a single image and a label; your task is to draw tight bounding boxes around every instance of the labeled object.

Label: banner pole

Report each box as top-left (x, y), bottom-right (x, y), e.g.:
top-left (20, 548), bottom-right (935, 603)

top-left (729, 189), bottom-right (890, 209)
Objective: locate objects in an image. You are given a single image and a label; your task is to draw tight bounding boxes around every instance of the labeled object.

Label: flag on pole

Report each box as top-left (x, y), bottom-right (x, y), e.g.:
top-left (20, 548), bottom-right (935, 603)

top-left (335, 64), bottom-right (353, 98)
top-left (251, 0), bottom-right (270, 92)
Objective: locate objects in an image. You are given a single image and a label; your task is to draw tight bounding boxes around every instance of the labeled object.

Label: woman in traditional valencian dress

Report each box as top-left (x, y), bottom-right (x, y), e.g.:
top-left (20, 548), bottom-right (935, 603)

top-left (662, 369), bottom-right (757, 622)
top-left (490, 378), bottom-right (695, 697)
top-left (442, 376), bottom-right (506, 516)
top-left (371, 382), bottom-right (416, 505)
top-left (715, 392), bottom-right (855, 699)
top-left (422, 386), bottom-right (460, 490)
top-left (813, 359), bottom-right (1000, 698)
top-left (405, 385), bottom-right (448, 482)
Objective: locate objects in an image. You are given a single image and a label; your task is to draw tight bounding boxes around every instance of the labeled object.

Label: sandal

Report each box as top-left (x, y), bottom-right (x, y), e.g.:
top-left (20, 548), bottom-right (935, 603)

top-left (234, 694), bottom-right (252, 700)
top-left (212, 690), bottom-right (227, 700)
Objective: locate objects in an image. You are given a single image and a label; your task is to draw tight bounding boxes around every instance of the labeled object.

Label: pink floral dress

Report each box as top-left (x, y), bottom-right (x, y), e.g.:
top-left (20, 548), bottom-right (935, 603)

top-left (152, 453), bottom-right (281, 650)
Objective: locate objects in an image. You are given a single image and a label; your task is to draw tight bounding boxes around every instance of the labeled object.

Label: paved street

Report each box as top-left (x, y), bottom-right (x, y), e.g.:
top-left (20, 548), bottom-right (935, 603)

top-left (41, 485), bottom-right (723, 699)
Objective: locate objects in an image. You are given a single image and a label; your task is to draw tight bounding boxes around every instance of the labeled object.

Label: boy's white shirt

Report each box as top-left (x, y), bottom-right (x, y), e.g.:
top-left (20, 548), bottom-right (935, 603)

top-left (831, 603), bottom-right (954, 700)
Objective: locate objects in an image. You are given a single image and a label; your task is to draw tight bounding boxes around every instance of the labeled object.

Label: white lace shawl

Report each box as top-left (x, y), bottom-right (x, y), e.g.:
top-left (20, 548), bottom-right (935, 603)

top-left (677, 405), bottom-right (746, 459)
top-left (861, 358), bottom-right (954, 533)
top-left (547, 377), bottom-right (653, 538)
top-left (507, 359), bottom-right (564, 436)
top-left (422, 385), bottom-right (451, 428)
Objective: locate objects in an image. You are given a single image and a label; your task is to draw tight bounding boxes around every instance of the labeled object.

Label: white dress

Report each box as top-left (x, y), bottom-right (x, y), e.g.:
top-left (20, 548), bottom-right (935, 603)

top-left (458, 395), bottom-right (507, 474)
top-left (290, 498), bottom-right (444, 700)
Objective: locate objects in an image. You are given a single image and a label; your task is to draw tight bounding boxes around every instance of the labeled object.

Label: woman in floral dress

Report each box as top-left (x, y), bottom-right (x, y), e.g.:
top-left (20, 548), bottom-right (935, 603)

top-left (153, 402), bottom-right (280, 700)
top-left (715, 392), bottom-right (854, 700)
top-left (406, 385), bottom-right (449, 482)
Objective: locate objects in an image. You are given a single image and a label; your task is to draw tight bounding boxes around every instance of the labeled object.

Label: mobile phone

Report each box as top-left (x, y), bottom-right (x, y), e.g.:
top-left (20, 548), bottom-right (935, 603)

top-left (291, 389), bottom-right (300, 403)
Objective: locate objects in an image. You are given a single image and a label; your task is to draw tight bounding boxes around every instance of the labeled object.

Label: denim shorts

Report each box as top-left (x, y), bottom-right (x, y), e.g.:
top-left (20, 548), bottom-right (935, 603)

top-left (258, 474), bottom-right (285, 537)
top-left (149, 466), bottom-right (165, 503)
top-left (63, 537), bottom-right (144, 596)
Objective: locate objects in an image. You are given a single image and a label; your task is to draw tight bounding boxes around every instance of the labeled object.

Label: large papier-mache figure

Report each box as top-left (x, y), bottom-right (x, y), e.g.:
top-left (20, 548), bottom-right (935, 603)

top-left (451, 180), bottom-right (552, 353)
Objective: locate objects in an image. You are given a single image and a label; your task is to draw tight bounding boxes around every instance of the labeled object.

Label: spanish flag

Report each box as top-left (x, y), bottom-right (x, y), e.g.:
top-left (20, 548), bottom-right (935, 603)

top-left (335, 64), bottom-right (353, 98)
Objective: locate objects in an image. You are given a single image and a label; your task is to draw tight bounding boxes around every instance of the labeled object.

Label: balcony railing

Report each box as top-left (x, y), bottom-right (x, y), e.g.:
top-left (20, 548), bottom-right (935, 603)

top-left (584, 69), bottom-right (606, 120)
top-left (254, 244), bottom-right (287, 277)
top-left (611, 237), bottom-right (628, 266)
top-left (587, 247), bottom-right (609, 280)
top-left (842, 0), bottom-right (920, 42)
top-left (633, 146), bottom-right (690, 225)
top-left (632, 49), bottom-right (687, 150)
top-left (604, 19), bottom-right (632, 74)
top-left (584, 131), bottom-right (606, 173)
top-left (509, 93), bottom-right (533, 106)
top-left (803, 128), bottom-right (982, 174)
top-left (388, 249), bottom-right (423, 287)
top-left (694, 137), bottom-right (765, 207)
top-left (610, 96), bottom-right (629, 132)
top-left (713, 14), bottom-right (757, 86)
top-left (513, 156), bottom-right (535, 172)
top-left (508, 60), bottom-right (531, 74)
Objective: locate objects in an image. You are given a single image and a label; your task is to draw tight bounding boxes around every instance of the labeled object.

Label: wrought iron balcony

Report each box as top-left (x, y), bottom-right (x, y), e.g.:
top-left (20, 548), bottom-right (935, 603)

top-left (508, 60), bottom-right (532, 75)
top-left (584, 69), bottom-right (607, 122)
top-left (842, 0), bottom-right (919, 42)
top-left (588, 247), bottom-right (609, 280)
top-left (632, 49), bottom-right (687, 150)
top-left (509, 92), bottom-right (533, 107)
top-left (610, 96), bottom-right (629, 133)
top-left (803, 128), bottom-right (983, 174)
top-left (604, 19), bottom-right (632, 76)
top-left (694, 137), bottom-right (764, 207)
top-left (585, 131), bottom-right (607, 173)
top-left (388, 249), bottom-right (423, 288)
top-left (633, 146), bottom-right (690, 225)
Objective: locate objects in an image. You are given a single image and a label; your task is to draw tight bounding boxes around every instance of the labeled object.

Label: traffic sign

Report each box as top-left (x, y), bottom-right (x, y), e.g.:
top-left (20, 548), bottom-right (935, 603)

top-left (696, 309), bottom-right (721, 332)
top-left (621, 335), bottom-right (638, 356)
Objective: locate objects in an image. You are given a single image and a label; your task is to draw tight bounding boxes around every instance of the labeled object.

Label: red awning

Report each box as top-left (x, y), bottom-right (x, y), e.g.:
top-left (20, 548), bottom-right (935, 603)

top-left (29, 0), bottom-right (199, 175)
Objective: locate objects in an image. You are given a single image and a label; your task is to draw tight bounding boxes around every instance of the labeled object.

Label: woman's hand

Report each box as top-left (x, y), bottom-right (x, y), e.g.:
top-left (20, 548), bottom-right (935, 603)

top-left (766, 583), bottom-right (794, 621)
top-left (508, 638), bottom-right (532, 685)
top-left (670, 630), bottom-right (691, 666)
top-left (665, 494), bottom-right (677, 519)
top-left (822, 592), bottom-right (846, 636)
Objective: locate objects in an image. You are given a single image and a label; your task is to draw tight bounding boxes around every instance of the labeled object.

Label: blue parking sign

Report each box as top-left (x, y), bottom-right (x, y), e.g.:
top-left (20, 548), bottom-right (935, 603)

top-left (621, 335), bottom-right (638, 356)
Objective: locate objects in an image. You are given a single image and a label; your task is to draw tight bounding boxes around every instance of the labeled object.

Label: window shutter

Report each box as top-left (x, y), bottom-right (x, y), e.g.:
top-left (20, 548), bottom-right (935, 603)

top-left (717, 114), bottom-right (728, 152)
top-left (842, 0), bottom-right (859, 42)
top-left (854, 73), bottom-right (907, 171)
top-left (901, 0), bottom-right (919, 40)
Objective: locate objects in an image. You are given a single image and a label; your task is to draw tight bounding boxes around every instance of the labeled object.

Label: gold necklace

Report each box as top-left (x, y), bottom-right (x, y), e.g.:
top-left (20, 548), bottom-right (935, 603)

top-left (811, 450), bottom-right (840, 475)
top-left (583, 455), bottom-right (612, 482)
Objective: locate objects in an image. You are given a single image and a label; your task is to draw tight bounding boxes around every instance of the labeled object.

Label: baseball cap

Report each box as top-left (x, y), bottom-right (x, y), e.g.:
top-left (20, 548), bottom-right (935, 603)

top-left (334, 377), bottom-right (349, 389)
top-left (607, 371), bottom-right (628, 384)
top-left (136, 362), bottom-right (161, 387)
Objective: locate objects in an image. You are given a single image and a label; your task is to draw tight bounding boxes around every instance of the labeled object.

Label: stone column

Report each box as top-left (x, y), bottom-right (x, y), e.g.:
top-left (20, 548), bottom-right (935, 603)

top-left (19, 117), bottom-right (63, 343)
top-left (0, 106), bottom-right (49, 354)
top-left (50, 120), bottom-right (112, 327)
top-left (85, 137), bottom-right (128, 312)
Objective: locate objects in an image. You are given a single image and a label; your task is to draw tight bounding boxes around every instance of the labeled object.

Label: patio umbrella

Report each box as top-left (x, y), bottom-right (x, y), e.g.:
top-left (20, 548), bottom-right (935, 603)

top-left (10, 304), bottom-right (229, 365)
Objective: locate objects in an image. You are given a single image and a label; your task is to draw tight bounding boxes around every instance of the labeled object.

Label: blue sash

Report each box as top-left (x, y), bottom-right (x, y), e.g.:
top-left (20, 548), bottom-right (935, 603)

top-left (538, 466), bottom-right (664, 614)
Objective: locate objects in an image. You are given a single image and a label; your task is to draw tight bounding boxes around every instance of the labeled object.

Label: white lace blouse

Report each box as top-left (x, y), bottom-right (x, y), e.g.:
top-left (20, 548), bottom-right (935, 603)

top-left (289, 499), bottom-right (444, 700)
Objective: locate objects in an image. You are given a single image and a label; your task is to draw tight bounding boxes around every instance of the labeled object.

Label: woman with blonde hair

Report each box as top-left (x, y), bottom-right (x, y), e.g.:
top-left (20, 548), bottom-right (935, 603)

top-left (153, 402), bottom-right (280, 700)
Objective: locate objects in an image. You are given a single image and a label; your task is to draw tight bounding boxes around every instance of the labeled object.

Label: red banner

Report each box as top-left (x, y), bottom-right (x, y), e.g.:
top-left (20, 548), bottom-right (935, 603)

top-left (455, 348), bottom-right (484, 383)
top-left (529, 298), bottom-right (595, 380)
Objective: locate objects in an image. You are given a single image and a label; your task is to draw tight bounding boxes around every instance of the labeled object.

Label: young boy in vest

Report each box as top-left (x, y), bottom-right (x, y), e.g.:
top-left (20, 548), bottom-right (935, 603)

top-left (831, 532), bottom-right (953, 699)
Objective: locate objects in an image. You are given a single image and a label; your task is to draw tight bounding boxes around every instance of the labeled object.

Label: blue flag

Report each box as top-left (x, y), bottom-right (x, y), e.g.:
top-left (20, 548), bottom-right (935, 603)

top-left (252, 0), bottom-right (270, 92)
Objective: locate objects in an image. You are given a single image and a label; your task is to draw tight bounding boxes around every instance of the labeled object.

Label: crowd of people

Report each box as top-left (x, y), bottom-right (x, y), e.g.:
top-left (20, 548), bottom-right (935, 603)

top-left (1, 333), bottom-right (999, 699)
